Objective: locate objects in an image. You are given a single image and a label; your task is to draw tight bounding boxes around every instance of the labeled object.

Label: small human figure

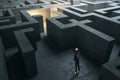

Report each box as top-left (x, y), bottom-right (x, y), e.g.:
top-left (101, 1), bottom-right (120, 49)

top-left (73, 48), bottom-right (80, 75)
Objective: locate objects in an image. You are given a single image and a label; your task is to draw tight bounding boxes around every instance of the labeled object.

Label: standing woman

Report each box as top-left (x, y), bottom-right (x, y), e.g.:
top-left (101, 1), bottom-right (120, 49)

top-left (73, 48), bottom-right (80, 75)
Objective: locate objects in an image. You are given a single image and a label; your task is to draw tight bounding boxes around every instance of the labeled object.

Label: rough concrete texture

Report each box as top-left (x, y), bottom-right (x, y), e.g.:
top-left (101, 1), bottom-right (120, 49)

top-left (0, 0), bottom-right (120, 80)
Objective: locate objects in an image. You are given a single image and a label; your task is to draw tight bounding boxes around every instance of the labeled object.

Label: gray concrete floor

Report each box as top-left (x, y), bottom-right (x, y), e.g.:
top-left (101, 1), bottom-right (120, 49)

top-left (27, 35), bottom-right (101, 80)
top-left (2, 2), bottom-right (120, 79)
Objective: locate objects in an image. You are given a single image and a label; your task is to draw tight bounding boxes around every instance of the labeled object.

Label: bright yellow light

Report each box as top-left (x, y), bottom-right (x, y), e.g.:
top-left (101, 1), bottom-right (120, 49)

top-left (27, 8), bottom-right (50, 33)
top-left (50, 5), bottom-right (59, 11)
top-left (44, 22), bottom-right (47, 33)
top-left (51, 11), bottom-right (59, 17)
top-left (26, 2), bottom-right (68, 33)
top-left (27, 8), bottom-right (50, 22)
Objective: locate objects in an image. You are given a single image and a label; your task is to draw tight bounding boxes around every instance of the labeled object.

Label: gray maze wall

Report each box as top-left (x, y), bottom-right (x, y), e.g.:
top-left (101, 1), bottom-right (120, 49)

top-left (47, 1), bottom-right (120, 80)
top-left (0, 9), bottom-right (41, 80)
top-left (0, 0), bottom-right (120, 80)
top-left (99, 56), bottom-right (120, 80)
top-left (47, 12), bottom-right (115, 64)
top-left (0, 1), bottom-right (70, 80)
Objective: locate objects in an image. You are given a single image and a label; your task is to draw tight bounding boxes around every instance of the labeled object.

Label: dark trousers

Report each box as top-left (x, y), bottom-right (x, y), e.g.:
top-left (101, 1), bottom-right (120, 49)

top-left (75, 60), bottom-right (80, 73)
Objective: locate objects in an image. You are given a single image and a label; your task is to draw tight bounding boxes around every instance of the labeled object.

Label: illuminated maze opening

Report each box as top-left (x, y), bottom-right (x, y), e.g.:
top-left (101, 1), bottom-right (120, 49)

top-left (27, 7), bottom-right (60, 34)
